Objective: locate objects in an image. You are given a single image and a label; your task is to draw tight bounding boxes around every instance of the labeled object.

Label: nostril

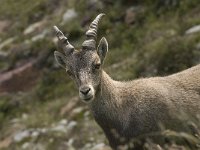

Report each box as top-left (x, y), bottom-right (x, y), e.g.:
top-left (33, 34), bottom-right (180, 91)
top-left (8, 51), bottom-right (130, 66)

top-left (80, 87), bottom-right (91, 95)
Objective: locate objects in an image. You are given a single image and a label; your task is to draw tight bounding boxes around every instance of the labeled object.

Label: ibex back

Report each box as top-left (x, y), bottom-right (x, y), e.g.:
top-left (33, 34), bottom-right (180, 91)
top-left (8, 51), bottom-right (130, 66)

top-left (54, 14), bottom-right (200, 149)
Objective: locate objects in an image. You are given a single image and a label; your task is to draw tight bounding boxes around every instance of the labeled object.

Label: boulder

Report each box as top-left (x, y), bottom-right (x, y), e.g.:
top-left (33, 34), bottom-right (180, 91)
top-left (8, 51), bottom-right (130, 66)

top-left (185, 25), bottom-right (200, 35)
top-left (23, 20), bottom-right (46, 35)
top-left (0, 37), bottom-right (16, 50)
top-left (0, 60), bottom-right (40, 93)
top-left (0, 20), bottom-right (10, 33)
top-left (125, 6), bottom-right (144, 25)
top-left (61, 9), bottom-right (77, 25)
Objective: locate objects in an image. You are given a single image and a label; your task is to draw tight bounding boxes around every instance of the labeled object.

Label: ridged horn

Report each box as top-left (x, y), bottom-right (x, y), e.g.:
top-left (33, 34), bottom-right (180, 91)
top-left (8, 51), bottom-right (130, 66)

top-left (82, 13), bottom-right (105, 50)
top-left (53, 26), bottom-right (74, 55)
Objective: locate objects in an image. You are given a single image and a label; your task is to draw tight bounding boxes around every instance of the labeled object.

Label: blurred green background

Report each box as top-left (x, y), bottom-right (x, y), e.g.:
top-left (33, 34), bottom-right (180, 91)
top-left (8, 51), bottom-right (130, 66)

top-left (0, 0), bottom-right (200, 149)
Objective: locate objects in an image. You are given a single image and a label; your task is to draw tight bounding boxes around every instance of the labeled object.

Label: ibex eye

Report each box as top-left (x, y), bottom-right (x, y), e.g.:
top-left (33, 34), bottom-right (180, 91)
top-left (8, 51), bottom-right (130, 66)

top-left (94, 63), bottom-right (101, 69)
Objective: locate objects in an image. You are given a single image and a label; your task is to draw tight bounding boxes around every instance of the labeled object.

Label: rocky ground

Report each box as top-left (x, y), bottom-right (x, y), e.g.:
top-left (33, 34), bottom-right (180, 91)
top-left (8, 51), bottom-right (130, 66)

top-left (0, 0), bottom-right (200, 149)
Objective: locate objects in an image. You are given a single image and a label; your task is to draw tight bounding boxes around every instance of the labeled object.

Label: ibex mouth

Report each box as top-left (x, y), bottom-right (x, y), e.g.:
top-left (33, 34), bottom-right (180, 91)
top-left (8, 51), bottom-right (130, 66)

top-left (83, 97), bottom-right (93, 101)
top-left (80, 93), bottom-right (94, 102)
top-left (80, 95), bottom-right (94, 103)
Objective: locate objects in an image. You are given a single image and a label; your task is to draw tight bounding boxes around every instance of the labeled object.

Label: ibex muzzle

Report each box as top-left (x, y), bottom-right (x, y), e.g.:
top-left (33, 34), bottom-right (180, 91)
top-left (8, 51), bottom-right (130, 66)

top-left (54, 14), bottom-right (107, 103)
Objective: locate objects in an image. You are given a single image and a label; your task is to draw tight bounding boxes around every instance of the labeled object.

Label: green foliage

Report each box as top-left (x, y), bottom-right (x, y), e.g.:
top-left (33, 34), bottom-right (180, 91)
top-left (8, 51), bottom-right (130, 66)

top-left (0, 97), bottom-right (10, 124)
top-left (0, 0), bottom-right (56, 39)
top-left (35, 69), bottom-right (76, 101)
top-left (0, 0), bottom-right (58, 24)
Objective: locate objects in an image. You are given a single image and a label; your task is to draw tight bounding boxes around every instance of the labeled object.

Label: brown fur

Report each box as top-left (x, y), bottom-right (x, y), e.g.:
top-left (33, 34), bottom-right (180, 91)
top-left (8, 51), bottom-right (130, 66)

top-left (89, 66), bottom-right (200, 149)
top-left (53, 14), bottom-right (200, 149)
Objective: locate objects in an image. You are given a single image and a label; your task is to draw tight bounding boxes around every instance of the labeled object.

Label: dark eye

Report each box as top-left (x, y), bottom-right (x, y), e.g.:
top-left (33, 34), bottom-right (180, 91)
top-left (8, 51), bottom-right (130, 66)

top-left (94, 63), bottom-right (101, 69)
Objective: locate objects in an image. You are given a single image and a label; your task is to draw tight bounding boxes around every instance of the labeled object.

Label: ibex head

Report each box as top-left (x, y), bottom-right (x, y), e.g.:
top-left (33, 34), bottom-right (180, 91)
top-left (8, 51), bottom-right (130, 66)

top-left (54, 14), bottom-right (108, 103)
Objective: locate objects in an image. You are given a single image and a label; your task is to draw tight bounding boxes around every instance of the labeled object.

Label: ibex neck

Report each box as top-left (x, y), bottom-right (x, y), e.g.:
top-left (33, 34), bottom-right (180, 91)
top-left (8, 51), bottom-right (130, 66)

top-left (89, 70), bottom-right (121, 116)
top-left (97, 70), bottom-right (118, 103)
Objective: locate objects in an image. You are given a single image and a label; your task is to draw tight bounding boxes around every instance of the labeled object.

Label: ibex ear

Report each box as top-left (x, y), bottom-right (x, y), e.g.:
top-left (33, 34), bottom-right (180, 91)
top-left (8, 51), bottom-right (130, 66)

top-left (97, 37), bottom-right (108, 63)
top-left (54, 51), bottom-right (69, 70)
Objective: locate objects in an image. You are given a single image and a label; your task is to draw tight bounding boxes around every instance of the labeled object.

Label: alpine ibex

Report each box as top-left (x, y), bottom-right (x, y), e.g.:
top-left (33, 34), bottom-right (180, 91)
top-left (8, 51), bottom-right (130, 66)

top-left (54, 14), bottom-right (200, 149)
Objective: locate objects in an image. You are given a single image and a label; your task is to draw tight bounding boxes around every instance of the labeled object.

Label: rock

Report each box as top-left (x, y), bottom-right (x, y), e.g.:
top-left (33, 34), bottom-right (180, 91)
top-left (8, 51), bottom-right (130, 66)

top-left (68, 106), bottom-right (85, 119)
top-left (40, 128), bottom-right (48, 134)
top-left (10, 118), bottom-right (20, 124)
top-left (67, 138), bottom-right (74, 146)
top-left (72, 107), bottom-right (84, 113)
top-left (23, 20), bottom-right (46, 35)
top-left (49, 138), bottom-right (54, 143)
top-left (125, 6), bottom-right (143, 25)
top-left (185, 25), bottom-right (200, 35)
top-left (67, 145), bottom-right (76, 150)
top-left (60, 96), bottom-right (80, 116)
top-left (61, 9), bottom-right (77, 25)
top-left (0, 20), bottom-right (10, 33)
top-left (31, 131), bottom-right (40, 138)
top-left (196, 43), bottom-right (200, 49)
top-left (82, 143), bottom-right (112, 150)
top-left (0, 59), bottom-right (40, 93)
top-left (52, 37), bottom-right (58, 44)
top-left (32, 143), bottom-right (46, 150)
top-left (66, 121), bottom-right (77, 131)
top-left (92, 143), bottom-right (105, 150)
top-left (66, 139), bottom-right (76, 150)
top-left (22, 113), bottom-right (28, 120)
top-left (51, 120), bottom-right (76, 133)
top-left (163, 144), bottom-right (186, 150)
top-left (144, 142), bottom-right (163, 150)
top-left (84, 111), bottom-right (90, 117)
top-left (0, 37), bottom-right (16, 50)
top-left (125, 7), bottom-right (136, 24)
top-left (91, 143), bottom-right (112, 150)
top-left (21, 142), bottom-right (45, 150)
top-left (83, 143), bottom-right (93, 149)
top-left (0, 137), bottom-right (12, 149)
top-left (31, 29), bottom-right (49, 42)
top-left (22, 142), bottom-right (30, 149)
top-left (87, 0), bottom-right (103, 10)
top-left (0, 51), bottom-right (8, 60)
top-left (84, 111), bottom-right (90, 120)
top-left (59, 119), bottom-right (68, 125)
top-left (51, 124), bottom-right (67, 133)
top-left (13, 130), bottom-right (30, 142)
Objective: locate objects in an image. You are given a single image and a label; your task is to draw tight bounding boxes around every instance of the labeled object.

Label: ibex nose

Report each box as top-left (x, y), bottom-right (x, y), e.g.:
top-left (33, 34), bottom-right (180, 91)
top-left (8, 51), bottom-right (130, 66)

top-left (80, 86), bottom-right (91, 95)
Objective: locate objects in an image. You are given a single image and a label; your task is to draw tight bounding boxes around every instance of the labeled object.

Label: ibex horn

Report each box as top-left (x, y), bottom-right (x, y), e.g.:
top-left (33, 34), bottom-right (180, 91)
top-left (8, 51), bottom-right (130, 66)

top-left (53, 26), bottom-right (74, 55)
top-left (82, 13), bottom-right (105, 50)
